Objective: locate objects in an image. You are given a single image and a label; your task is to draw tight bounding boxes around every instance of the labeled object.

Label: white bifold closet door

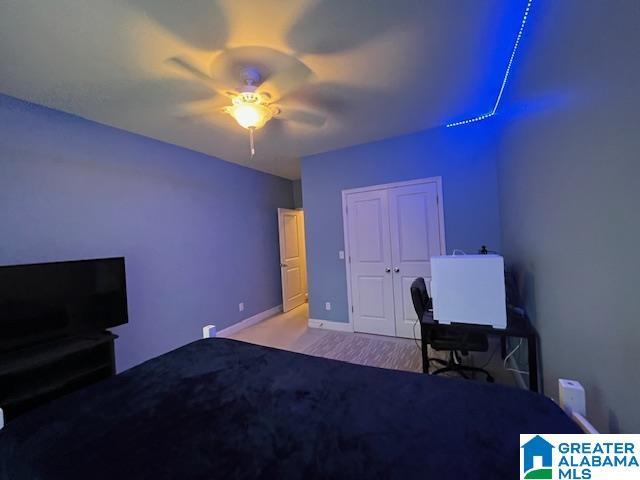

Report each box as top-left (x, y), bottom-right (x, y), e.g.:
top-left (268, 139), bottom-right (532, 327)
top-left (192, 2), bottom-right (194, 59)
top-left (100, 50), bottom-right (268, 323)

top-left (346, 180), bottom-right (443, 338)
top-left (346, 189), bottom-right (396, 336)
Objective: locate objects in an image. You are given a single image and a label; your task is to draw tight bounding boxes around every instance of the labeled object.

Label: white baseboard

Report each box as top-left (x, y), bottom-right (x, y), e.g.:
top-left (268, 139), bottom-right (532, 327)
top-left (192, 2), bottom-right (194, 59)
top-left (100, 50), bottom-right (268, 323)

top-left (308, 318), bottom-right (353, 332)
top-left (217, 305), bottom-right (282, 337)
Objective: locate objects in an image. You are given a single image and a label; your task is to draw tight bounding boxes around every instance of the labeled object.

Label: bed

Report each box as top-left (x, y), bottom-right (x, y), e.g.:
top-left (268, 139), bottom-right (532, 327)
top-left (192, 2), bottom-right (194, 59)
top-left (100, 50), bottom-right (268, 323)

top-left (0, 338), bottom-right (580, 479)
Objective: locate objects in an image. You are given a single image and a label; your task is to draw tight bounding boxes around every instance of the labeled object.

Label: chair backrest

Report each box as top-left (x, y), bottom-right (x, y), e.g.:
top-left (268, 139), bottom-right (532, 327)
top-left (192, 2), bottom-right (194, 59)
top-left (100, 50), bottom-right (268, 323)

top-left (410, 277), bottom-right (431, 319)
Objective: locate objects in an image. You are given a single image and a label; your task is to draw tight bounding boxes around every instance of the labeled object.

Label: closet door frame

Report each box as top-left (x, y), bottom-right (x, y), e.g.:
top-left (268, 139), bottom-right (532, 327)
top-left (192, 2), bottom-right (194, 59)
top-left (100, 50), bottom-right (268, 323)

top-left (342, 177), bottom-right (446, 333)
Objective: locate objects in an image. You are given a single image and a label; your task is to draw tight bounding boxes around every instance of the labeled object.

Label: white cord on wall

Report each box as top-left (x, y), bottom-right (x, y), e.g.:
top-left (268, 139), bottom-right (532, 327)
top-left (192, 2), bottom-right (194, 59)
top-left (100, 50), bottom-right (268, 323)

top-left (503, 338), bottom-right (529, 375)
top-left (413, 319), bottom-right (421, 351)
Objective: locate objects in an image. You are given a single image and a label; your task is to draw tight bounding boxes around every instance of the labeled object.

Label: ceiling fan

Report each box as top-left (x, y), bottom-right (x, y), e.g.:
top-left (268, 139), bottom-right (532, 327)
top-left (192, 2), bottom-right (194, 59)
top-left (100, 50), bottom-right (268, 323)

top-left (167, 48), bottom-right (327, 159)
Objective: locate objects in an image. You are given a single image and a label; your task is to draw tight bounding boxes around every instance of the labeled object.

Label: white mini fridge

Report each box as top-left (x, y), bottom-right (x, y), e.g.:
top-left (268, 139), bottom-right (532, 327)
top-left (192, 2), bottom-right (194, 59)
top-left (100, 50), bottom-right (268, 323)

top-left (430, 254), bottom-right (507, 328)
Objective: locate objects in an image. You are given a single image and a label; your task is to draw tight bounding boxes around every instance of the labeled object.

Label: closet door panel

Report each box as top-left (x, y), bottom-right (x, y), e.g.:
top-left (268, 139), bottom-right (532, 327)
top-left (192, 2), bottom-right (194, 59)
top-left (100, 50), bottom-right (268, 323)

top-left (346, 190), bottom-right (396, 336)
top-left (388, 182), bottom-right (443, 338)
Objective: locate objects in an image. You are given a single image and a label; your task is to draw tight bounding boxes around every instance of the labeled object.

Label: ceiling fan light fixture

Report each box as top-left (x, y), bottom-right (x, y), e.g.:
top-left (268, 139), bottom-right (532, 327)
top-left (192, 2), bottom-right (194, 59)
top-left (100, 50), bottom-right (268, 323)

top-left (226, 92), bottom-right (276, 130)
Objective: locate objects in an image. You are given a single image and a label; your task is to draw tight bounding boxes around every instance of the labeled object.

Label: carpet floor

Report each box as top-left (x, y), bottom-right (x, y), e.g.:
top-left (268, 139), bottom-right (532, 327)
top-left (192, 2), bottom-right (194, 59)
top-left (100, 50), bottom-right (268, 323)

top-left (301, 331), bottom-right (424, 373)
top-left (230, 304), bottom-right (515, 386)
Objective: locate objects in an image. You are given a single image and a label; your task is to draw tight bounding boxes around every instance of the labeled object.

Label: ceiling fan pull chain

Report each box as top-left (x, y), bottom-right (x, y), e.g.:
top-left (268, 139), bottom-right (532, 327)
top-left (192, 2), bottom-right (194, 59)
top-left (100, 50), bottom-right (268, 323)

top-left (249, 127), bottom-right (256, 160)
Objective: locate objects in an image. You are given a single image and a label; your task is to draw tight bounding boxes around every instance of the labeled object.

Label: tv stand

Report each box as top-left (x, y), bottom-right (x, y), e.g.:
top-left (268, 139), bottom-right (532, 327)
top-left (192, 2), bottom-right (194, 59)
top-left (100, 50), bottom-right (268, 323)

top-left (0, 331), bottom-right (117, 423)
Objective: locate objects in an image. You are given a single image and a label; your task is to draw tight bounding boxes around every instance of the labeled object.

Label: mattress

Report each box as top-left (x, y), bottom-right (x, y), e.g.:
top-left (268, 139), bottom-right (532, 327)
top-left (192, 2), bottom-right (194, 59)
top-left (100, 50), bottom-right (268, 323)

top-left (0, 338), bottom-right (580, 479)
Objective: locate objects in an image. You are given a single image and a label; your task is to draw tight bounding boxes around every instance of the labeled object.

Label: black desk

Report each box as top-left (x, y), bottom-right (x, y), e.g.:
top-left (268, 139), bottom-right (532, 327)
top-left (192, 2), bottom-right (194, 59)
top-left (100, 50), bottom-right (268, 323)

top-left (420, 310), bottom-right (539, 392)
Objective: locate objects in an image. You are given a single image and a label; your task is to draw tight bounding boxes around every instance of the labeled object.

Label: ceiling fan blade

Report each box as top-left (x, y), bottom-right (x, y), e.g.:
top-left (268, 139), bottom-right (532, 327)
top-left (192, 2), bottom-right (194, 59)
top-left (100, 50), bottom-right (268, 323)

top-left (127, 0), bottom-right (228, 51)
top-left (258, 62), bottom-right (312, 102)
top-left (284, 82), bottom-right (379, 114)
top-left (180, 98), bottom-right (226, 114)
top-left (285, 0), bottom-right (416, 55)
top-left (166, 56), bottom-right (236, 97)
top-left (174, 108), bottom-right (230, 127)
top-left (176, 111), bottom-right (212, 120)
top-left (277, 109), bottom-right (326, 128)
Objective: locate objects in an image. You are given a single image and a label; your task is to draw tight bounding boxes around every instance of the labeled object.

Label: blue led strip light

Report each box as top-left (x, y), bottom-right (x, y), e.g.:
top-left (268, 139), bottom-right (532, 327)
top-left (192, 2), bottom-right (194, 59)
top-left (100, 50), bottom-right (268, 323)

top-left (446, 0), bottom-right (533, 127)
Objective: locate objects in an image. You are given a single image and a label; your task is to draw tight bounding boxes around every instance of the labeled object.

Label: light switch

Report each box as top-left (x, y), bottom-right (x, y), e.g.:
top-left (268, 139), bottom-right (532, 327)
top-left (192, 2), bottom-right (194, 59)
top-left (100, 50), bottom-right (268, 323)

top-left (338, 250), bottom-right (345, 260)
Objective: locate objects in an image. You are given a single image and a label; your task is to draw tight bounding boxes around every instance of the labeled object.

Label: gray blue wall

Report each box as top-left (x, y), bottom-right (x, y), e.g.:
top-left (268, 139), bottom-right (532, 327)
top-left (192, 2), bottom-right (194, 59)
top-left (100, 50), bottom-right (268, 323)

top-left (496, 0), bottom-right (640, 432)
top-left (0, 94), bottom-right (293, 371)
top-left (292, 179), bottom-right (303, 209)
top-left (301, 124), bottom-right (502, 322)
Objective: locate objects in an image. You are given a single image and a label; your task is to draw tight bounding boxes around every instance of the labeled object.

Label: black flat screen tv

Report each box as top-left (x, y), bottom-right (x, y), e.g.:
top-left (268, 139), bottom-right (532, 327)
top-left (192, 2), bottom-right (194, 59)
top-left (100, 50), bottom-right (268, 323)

top-left (0, 257), bottom-right (128, 353)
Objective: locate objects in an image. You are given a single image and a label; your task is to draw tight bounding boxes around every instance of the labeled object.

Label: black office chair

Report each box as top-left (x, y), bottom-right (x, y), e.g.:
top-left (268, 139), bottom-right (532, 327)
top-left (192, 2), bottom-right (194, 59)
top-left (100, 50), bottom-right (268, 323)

top-left (410, 277), bottom-right (494, 382)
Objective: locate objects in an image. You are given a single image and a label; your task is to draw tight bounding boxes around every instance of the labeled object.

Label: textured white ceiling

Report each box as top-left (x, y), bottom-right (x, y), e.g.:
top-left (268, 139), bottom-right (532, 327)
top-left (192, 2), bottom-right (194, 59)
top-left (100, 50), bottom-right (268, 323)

top-left (0, 0), bottom-right (526, 179)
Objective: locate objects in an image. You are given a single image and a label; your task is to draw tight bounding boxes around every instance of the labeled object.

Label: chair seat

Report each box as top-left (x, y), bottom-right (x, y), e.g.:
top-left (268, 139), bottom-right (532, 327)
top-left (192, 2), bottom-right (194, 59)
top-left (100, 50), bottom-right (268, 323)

top-left (430, 331), bottom-right (489, 352)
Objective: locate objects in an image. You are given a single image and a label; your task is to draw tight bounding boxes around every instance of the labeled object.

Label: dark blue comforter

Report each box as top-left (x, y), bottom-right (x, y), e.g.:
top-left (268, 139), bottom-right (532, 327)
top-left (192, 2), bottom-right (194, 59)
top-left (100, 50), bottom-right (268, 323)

top-left (0, 338), bottom-right (579, 479)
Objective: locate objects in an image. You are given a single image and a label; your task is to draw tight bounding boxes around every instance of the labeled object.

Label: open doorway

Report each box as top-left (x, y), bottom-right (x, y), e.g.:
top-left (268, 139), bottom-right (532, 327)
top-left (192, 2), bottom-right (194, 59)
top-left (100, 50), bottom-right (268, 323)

top-left (277, 208), bottom-right (308, 312)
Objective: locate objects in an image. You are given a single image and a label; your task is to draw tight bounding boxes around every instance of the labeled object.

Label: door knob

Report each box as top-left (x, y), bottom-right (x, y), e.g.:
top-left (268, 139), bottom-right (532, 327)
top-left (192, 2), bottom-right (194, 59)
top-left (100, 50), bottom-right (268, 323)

top-left (385, 267), bottom-right (391, 273)
top-left (394, 267), bottom-right (400, 273)
top-left (280, 263), bottom-right (288, 267)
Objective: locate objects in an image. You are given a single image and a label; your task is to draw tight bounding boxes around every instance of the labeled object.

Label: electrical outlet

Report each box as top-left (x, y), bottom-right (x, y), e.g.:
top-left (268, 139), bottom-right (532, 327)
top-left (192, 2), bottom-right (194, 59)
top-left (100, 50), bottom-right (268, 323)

top-left (239, 302), bottom-right (244, 312)
top-left (325, 302), bottom-right (331, 311)
top-left (338, 250), bottom-right (345, 260)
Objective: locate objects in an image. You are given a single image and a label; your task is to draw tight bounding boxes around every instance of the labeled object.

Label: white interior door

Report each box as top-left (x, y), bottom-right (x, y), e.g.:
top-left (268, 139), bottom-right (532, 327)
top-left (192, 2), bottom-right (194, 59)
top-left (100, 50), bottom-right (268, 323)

top-left (346, 190), bottom-right (396, 336)
top-left (278, 208), bottom-right (308, 312)
top-left (388, 182), bottom-right (443, 338)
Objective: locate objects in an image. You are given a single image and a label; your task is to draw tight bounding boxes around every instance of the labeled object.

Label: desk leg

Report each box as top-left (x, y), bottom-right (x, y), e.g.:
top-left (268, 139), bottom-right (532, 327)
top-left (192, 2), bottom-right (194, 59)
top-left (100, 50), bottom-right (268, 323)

top-left (527, 334), bottom-right (539, 392)
top-left (420, 324), bottom-right (429, 374)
